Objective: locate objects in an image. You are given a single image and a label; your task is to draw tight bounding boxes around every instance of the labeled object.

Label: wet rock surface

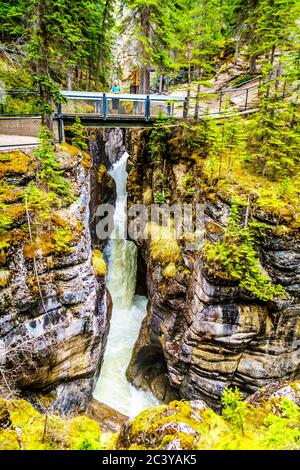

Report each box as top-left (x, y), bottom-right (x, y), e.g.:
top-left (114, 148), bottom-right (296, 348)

top-left (126, 129), bottom-right (300, 410)
top-left (85, 398), bottom-right (128, 433)
top-left (0, 144), bottom-right (110, 414)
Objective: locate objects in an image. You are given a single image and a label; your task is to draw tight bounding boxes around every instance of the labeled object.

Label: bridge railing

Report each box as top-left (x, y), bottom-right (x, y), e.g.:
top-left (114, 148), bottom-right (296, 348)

top-left (187, 83), bottom-right (259, 117)
top-left (59, 91), bottom-right (186, 120)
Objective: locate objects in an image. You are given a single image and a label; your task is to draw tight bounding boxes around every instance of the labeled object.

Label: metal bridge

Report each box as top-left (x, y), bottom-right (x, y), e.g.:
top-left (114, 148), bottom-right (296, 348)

top-left (0, 79), bottom-right (260, 147)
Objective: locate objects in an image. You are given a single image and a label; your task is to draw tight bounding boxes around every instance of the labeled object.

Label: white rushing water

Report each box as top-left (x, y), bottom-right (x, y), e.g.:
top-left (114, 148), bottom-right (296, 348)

top-left (93, 153), bottom-right (159, 417)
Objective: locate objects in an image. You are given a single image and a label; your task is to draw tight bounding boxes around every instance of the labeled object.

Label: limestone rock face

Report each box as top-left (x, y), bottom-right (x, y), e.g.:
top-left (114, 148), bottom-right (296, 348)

top-left (247, 380), bottom-right (300, 408)
top-left (0, 144), bottom-right (110, 414)
top-left (85, 398), bottom-right (128, 433)
top-left (126, 129), bottom-right (300, 410)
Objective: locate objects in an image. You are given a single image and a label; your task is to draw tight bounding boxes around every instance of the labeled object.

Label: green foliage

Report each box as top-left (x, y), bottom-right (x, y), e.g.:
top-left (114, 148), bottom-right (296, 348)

top-left (154, 190), bottom-right (169, 204)
top-left (34, 127), bottom-right (73, 200)
top-left (148, 117), bottom-right (175, 162)
top-left (25, 182), bottom-right (58, 225)
top-left (70, 117), bottom-right (88, 151)
top-left (53, 228), bottom-right (74, 254)
top-left (247, 98), bottom-right (300, 180)
top-left (222, 387), bottom-right (248, 433)
top-left (261, 398), bottom-right (300, 450)
top-left (204, 202), bottom-right (287, 301)
top-left (0, 1), bottom-right (27, 40)
top-left (217, 387), bottom-right (300, 450)
top-left (0, 204), bottom-right (13, 233)
top-left (181, 174), bottom-right (195, 196)
top-left (0, 399), bottom-right (101, 450)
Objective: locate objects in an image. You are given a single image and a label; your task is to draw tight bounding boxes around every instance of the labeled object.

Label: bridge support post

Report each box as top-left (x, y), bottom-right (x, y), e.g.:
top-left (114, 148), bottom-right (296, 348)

top-left (183, 97), bottom-right (188, 118)
top-left (103, 93), bottom-right (107, 120)
top-left (56, 103), bottom-right (64, 144)
top-left (145, 95), bottom-right (151, 121)
top-left (244, 88), bottom-right (249, 111)
top-left (167, 102), bottom-right (171, 116)
top-left (95, 100), bottom-right (101, 114)
top-left (218, 91), bottom-right (223, 113)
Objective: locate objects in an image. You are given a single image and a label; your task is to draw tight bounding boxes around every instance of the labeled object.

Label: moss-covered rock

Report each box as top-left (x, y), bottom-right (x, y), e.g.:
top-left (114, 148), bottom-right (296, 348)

top-left (0, 151), bottom-right (36, 177)
top-left (116, 400), bottom-right (227, 450)
top-left (92, 249), bottom-right (107, 277)
top-left (0, 399), bottom-right (101, 450)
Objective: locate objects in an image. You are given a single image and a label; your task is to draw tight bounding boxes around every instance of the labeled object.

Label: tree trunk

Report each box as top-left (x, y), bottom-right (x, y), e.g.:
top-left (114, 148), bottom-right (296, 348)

top-left (96, 0), bottom-right (113, 88)
top-left (184, 46), bottom-right (191, 118)
top-left (34, 1), bottom-right (52, 129)
top-left (139, 64), bottom-right (151, 94)
top-left (139, 6), bottom-right (151, 94)
top-left (235, 38), bottom-right (240, 65)
top-left (194, 82), bottom-right (201, 120)
top-left (249, 55), bottom-right (257, 74)
top-left (270, 44), bottom-right (276, 65)
top-left (67, 66), bottom-right (72, 91)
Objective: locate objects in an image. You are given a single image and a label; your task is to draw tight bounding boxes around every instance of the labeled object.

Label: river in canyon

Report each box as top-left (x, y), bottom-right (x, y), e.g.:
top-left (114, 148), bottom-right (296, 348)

top-left (93, 152), bottom-right (159, 417)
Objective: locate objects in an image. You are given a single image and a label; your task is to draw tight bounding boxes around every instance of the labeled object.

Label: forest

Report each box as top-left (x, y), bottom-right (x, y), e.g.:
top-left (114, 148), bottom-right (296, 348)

top-left (0, 0), bottom-right (300, 457)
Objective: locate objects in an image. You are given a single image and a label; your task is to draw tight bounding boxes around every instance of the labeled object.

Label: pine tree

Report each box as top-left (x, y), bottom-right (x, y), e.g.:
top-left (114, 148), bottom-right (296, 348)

top-left (122, 0), bottom-right (177, 93)
top-left (0, 0), bottom-right (27, 43)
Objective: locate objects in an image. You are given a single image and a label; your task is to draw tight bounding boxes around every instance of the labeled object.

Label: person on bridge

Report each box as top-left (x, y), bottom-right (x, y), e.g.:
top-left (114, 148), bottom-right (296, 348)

top-left (111, 79), bottom-right (121, 114)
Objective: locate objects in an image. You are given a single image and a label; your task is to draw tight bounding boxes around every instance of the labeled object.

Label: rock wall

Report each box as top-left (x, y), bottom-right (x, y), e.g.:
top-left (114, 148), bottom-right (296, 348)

top-left (0, 142), bottom-right (111, 414)
top-left (126, 128), bottom-right (300, 410)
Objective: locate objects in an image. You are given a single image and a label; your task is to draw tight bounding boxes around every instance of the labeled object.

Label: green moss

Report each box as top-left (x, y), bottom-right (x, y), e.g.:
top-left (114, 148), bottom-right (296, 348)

top-left (162, 262), bottom-right (177, 278)
top-left (0, 429), bottom-right (20, 450)
top-left (0, 399), bottom-right (101, 451)
top-left (67, 416), bottom-right (101, 450)
top-left (116, 385), bottom-right (300, 451)
top-left (117, 401), bottom-right (213, 450)
top-left (92, 250), bottom-right (107, 277)
top-left (0, 182), bottom-right (23, 204)
top-left (97, 164), bottom-right (107, 184)
top-left (100, 432), bottom-right (119, 450)
top-left (0, 151), bottom-right (35, 176)
top-left (58, 142), bottom-right (92, 169)
top-left (146, 221), bottom-right (181, 266)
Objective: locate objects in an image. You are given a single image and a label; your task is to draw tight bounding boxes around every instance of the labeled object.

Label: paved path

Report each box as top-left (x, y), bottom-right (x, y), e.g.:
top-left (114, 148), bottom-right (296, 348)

top-left (0, 134), bottom-right (39, 150)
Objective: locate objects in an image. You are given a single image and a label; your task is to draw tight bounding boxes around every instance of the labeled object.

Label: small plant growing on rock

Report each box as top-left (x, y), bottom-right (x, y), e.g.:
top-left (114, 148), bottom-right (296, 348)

top-left (34, 127), bottom-right (73, 201)
top-left (222, 387), bottom-right (248, 434)
top-left (0, 204), bottom-right (13, 233)
top-left (154, 190), bottom-right (169, 204)
top-left (203, 202), bottom-right (287, 301)
top-left (69, 117), bottom-right (89, 151)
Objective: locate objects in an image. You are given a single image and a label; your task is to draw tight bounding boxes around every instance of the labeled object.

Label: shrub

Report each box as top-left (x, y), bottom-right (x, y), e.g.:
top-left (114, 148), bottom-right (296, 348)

top-left (203, 202), bottom-right (287, 301)
top-left (69, 117), bottom-right (89, 151)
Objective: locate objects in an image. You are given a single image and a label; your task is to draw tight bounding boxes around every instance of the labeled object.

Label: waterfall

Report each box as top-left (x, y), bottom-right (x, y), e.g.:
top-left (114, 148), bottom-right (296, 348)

top-left (93, 152), bottom-right (159, 417)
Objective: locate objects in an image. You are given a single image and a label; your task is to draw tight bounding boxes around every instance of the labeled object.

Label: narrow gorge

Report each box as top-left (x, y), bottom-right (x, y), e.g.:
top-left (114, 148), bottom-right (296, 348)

top-left (0, 117), bottom-right (300, 450)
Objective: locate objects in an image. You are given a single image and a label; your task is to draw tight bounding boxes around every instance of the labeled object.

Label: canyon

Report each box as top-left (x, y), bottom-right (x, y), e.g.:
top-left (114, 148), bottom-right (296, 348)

top-left (0, 126), bottom-right (299, 421)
